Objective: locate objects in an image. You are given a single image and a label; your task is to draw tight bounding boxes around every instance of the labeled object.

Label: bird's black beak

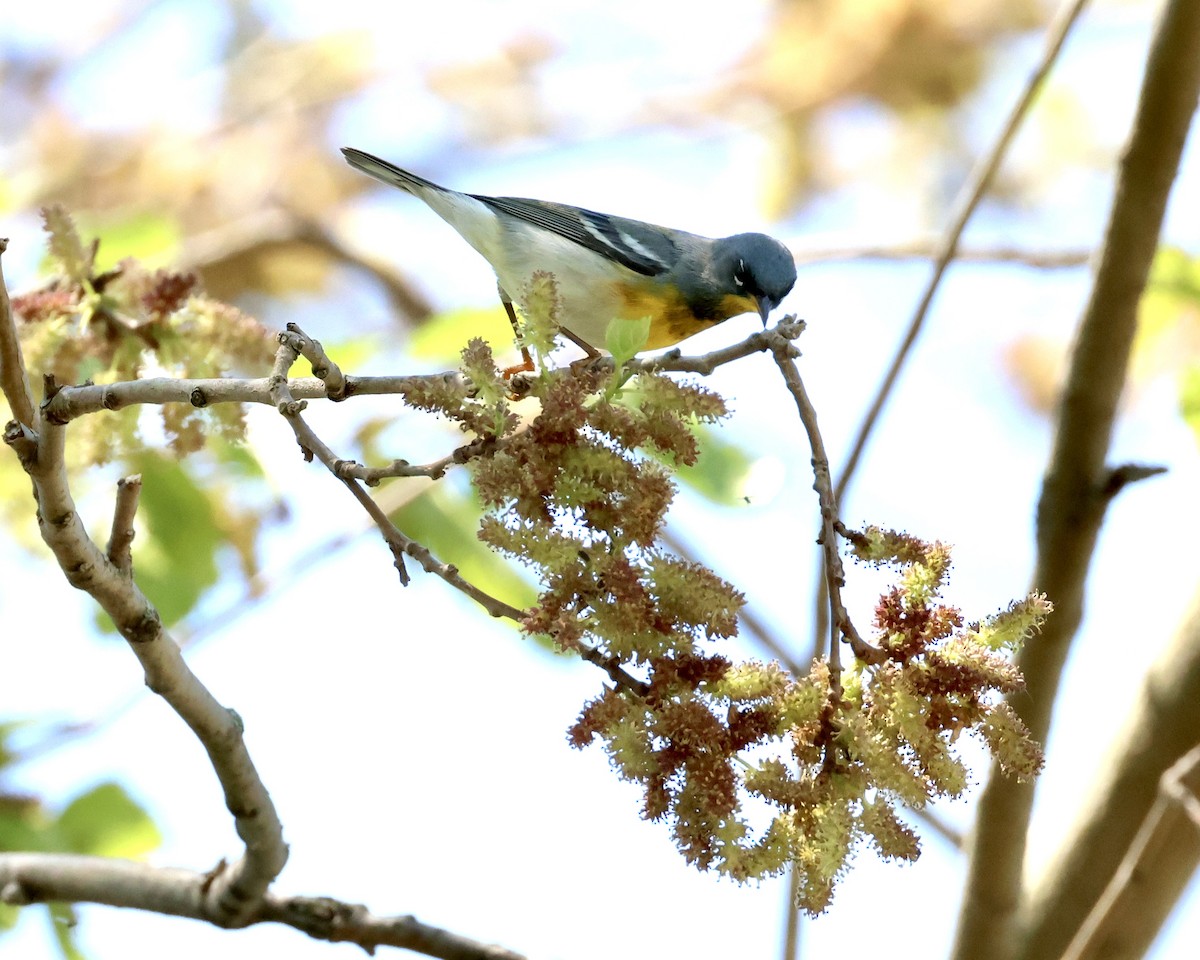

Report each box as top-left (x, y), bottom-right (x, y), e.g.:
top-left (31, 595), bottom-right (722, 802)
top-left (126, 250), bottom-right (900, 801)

top-left (756, 296), bottom-right (773, 326)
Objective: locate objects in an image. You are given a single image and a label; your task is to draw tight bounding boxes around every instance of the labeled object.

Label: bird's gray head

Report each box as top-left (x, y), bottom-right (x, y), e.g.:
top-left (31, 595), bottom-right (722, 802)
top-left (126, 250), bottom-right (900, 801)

top-left (713, 233), bottom-right (797, 323)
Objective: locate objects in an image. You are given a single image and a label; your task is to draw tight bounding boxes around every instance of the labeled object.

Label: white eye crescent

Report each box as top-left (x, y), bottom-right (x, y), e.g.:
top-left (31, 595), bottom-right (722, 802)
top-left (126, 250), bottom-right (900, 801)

top-left (734, 258), bottom-right (746, 287)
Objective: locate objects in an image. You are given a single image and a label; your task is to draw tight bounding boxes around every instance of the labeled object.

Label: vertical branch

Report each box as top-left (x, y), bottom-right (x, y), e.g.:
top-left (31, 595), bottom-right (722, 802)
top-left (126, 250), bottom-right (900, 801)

top-left (0, 238), bottom-right (38, 428)
top-left (106, 474), bottom-right (143, 575)
top-left (808, 0), bottom-right (1094, 661)
top-left (951, 2), bottom-right (1200, 959)
top-left (769, 334), bottom-right (882, 686)
top-left (832, 0), bottom-right (1093, 505)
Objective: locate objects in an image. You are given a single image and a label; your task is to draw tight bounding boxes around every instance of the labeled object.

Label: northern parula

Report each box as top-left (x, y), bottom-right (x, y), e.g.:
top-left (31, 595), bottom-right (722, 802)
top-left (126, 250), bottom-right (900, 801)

top-left (342, 147), bottom-right (797, 360)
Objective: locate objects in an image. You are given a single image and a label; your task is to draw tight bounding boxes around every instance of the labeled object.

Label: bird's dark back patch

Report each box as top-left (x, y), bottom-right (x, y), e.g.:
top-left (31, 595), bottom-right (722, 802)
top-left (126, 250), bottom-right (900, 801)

top-left (475, 194), bottom-right (676, 277)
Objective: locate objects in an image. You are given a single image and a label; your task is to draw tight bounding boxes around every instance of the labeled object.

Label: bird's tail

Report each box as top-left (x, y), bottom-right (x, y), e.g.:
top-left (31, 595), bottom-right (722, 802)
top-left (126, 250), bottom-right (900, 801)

top-left (341, 147), bottom-right (444, 195)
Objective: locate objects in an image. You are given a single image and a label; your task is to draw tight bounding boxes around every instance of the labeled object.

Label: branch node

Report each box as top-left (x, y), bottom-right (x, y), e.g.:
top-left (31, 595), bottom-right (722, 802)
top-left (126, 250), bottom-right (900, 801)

top-left (3, 419), bottom-right (38, 465)
top-left (0, 879), bottom-right (30, 906)
top-left (190, 387), bottom-right (209, 407)
top-left (107, 474), bottom-right (143, 576)
top-left (1101, 462), bottom-right (1168, 499)
top-left (122, 609), bottom-right (162, 645)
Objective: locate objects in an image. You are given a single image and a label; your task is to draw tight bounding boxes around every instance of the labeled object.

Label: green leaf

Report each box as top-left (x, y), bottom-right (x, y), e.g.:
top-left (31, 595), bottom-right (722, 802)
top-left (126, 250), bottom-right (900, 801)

top-left (80, 212), bottom-right (181, 273)
top-left (0, 902), bottom-right (18, 931)
top-left (1181, 365), bottom-right (1200, 447)
top-left (0, 800), bottom-right (52, 853)
top-left (0, 721), bottom-right (24, 770)
top-left (56, 783), bottom-right (161, 859)
top-left (675, 426), bottom-right (758, 505)
top-left (1137, 246), bottom-right (1200, 366)
top-left (208, 436), bottom-right (267, 481)
top-left (409, 306), bottom-right (515, 364)
top-left (605, 316), bottom-right (651, 367)
top-left (318, 335), bottom-right (382, 373)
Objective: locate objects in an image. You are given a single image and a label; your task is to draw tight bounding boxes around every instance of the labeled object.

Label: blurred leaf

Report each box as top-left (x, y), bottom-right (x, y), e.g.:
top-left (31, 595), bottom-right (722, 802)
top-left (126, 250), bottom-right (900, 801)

top-left (80, 212), bottom-right (182, 272)
top-left (0, 721), bottom-right (23, 770)
top-left (0, 902), bottom-right (18, 930)
top-left (47, 902), bottom-right (85, 960)
top-left (1002, 333), bottom-right (1067, 417)
top-left (391, 484), bottom-right (535, 612)
top-left (0, 797), bottom-right (51, 853)
top-left (207, 436), bottom-right (267, 481)
top-left (408, 306), bottom-right (515, 364)
top-left (1134, 246), bottom-right (1200, 389)
top-left (1181, 365), bottom-right (1200, 448)
top-left (56, 783), bottom-right (160, 859)
top-left (115, 451), bottom-right (222, 628)
top-left (321, 335), bottom-right (382, 374)
top-left (201, 240), bottom-right (334, 300)
top-left (675, 426), bottom-right (757, 506)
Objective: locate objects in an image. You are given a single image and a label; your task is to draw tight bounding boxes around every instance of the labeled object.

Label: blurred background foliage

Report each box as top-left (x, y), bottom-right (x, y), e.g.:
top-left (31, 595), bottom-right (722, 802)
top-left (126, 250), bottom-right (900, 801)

top-left (2, 1), bottom-right (1200, 958)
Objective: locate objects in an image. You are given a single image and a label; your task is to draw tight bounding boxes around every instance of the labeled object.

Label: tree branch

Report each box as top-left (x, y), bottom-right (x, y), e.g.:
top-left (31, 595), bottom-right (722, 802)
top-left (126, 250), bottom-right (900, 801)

top-left (1020, 587), bottom-right (1200, 960)
top-left (3, 272), bottom-right (290, 927)
top-left (0, 854), bottom-right (527, 960)
top-left (267, 326), bottom-right (651, 696)
top-left (807, 0), bottom-right (1094, 665)
top-left (790, 242), bottom-right (1091, 270)
top-left (105, 474), bottom-right (142, 575)
top-left (951, 2), bottom-right (1200, 958)
top-left (833, 0), bottom-right (1092, 506)
top-left (39, 372), bottom-right (465, 423)
top-left (1060, 743), bottom-right (1200, 960)
top-left (767, 332), bottom-right (883, 685)
top-left (38, 319), bottom-right (807, 426)
top-left (0, 238), bottom-right (38, 428)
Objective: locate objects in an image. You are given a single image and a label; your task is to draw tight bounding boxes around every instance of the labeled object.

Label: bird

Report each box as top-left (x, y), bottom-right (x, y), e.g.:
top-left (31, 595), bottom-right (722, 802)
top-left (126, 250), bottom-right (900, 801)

top-left (341, 147), bottom-right (796, 365)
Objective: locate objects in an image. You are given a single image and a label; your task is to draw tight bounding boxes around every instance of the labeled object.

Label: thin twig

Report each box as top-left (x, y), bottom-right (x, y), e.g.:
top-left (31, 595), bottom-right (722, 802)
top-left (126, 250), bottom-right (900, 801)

top-left (631, 318), bottom-right (806, 375)
top-left (285, 321), bottom-right (347, 400)
top-left (339, 435), bottom-right (506, 485)
top-left (1060, 745), bottom-right (1200, 960)
top-left (106, 474), bottom-right (142, 575)
top-left (270, 328), bottom-right (412, 586)
top-left (768, 332), bottom-right (883, 676)
top-left (0, 853), bottom-right (527, 960)
top-left (38, 319), bottom-right (806, 425)
top-left (0, 238), bottom-right (38, 428)
top-left (791, 242), bottom-right (1091, 270)
top-left (811, 0), bottom-right (1095, 670)
top-left (833, 0), bottom-right (1094, 506)
top-left (782, 867), bottom-right (803, 960)
top-left (270, 327), bottom-right (649, 695)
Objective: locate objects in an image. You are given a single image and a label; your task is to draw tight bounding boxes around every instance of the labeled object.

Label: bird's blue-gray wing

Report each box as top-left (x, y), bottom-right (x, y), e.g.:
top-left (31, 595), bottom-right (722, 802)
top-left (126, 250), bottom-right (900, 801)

top-left (473, 195), bottom-right (681, 278)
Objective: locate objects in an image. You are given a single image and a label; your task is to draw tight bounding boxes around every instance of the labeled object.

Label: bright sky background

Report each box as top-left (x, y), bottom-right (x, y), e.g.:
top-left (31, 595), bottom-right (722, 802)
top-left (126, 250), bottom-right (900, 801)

top-left (3, 1), bottom-right (1200, 959)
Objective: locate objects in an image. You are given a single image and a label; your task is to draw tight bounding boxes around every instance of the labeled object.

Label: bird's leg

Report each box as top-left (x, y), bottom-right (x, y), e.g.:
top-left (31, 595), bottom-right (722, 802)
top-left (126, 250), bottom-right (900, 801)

top-left (556, 325), bottom-right (608, 377)
top-left (558, 325), bottom-right (603, 362)
top-left (499, 286), bottom-right (535, 376)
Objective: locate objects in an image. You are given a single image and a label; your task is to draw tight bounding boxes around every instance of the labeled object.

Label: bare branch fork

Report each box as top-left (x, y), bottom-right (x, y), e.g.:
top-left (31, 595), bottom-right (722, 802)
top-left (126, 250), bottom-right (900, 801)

top-left (2, 256), bottom-right (288, 932)
top-left (0, 854), bottom-right (528, 960)
top-left (1, 243), bottom-right (532, 959)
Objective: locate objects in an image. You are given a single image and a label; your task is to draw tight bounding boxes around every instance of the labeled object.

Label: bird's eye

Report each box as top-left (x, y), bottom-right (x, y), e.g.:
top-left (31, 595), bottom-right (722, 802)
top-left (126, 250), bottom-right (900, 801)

top-left (734, 258), bottom-right (747, 287)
